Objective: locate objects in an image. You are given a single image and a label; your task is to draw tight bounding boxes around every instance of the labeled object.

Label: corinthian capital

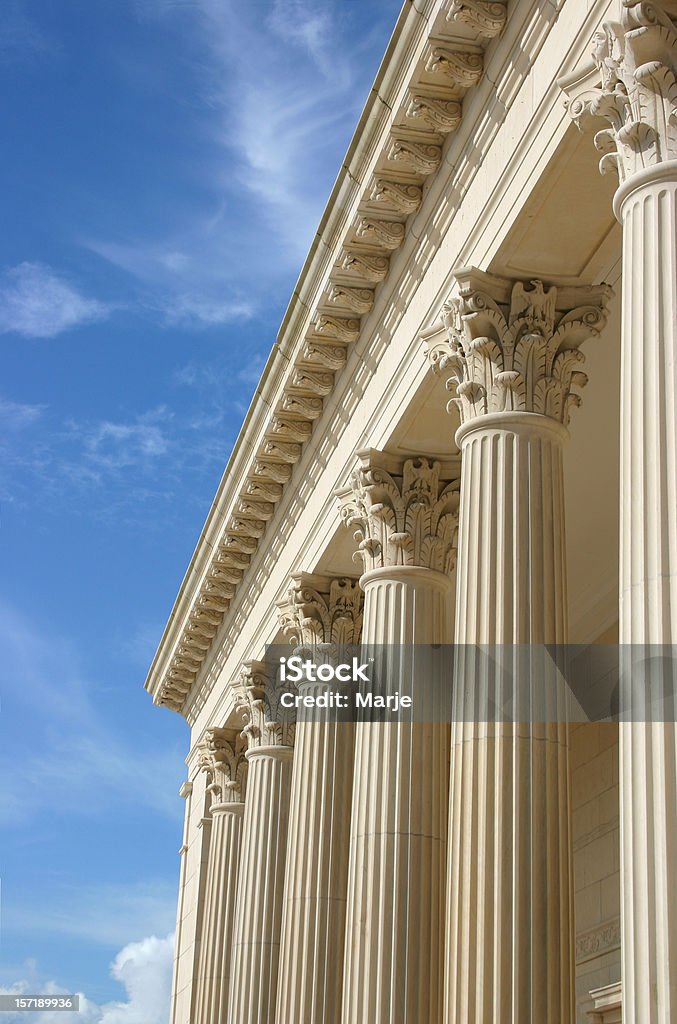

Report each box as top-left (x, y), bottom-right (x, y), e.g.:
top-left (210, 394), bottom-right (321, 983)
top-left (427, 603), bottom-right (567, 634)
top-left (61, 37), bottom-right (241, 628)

top-left (198, 728), bottom-right (248, 804)
top-left (276, 574), bottom-right (363, 647)
top-left (425, 268), bottom-right (611, 426)
top-left (336, 450), bottom-right (460, 575)
top-left (237, 661), bottom-right (295, 749)
top-left (561, 1), bottom-right (677, 182)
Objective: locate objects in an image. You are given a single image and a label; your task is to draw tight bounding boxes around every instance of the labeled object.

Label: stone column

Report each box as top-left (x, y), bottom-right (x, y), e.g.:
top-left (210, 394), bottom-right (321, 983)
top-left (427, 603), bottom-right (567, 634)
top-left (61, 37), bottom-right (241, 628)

top-left (227, 662), bottom-right (294, 1024)
top-left (192, 729), bottom-right (247, 1024)
top-left (169, 780), bottom-right (192, 1024)
top-left (275, 574), bottom-right (362, 1024)
top-left (563, 8), bottom-right (677, 1019)
top-left (426, 270), bottom-right (609, 1023)
top-left (336, 452), bottom-right (460, 1024)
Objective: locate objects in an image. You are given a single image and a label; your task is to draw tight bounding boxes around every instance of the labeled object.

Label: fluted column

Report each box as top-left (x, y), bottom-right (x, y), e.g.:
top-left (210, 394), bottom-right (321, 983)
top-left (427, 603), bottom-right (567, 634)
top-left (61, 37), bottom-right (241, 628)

top-left (192, 729), bottom-right (247, 1024)
top-left (227, 663), bottom-right (294, 1024)
top-left (336, 451), bottom-right (459, 1024)
top-left (275, 574), bottom-right (362, 1024)
top-left (564, 11), bottom-right (677, 1018)
top-left (427, 270), bottom-right (609, 1023)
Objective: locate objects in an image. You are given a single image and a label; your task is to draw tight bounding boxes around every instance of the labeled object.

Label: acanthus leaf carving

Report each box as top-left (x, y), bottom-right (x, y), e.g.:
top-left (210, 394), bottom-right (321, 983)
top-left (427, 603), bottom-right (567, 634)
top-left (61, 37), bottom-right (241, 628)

top-left (355, 217), bottom-right (406, 251)
top-left (337, 450), bottom-right (460, 575)
top-left (198, 727), bottom-right (248, 804)
top-left (447, 0), bottom-right (507, 38)
top-left (407, 94), bottom-right (463, 133)
top-left (238, 498), bottom-right (275, 521)
top-left (246, 477), bottom-right (284, 502)
top-left (222, 534), bottom-right (258, 555)
top-left (563, 2), bottom-right (677, 182)
top-left (262, 439), bottom-right (302, 463)
top-left (270, 416), bottom-right (313, 442)
top-left (426, 46), bottom-right (484, 88)
top-left (206, 578), bottom-right (236, 600)
top-left (388, 138), bottom-right (442, 174)
top-left (301, 340), bottom-right (347, 371)
top-left (313, 314), bottom-right (361, 343)
top-left (339, 251), bottom-right (390, 282)
top-left (328, 284), bottom-right (375, 314)
top-left (290, 368), bottom-right (334, 396)
top-left (153, 3), bottom-right (500, 714)
top-left (254, 458), bottom-right (293, 483)
top-left (199, 590), bottom-right (231, 613)
top-left (276, 574), bottom-right (363, 648)
top-left (424, 270), bottom-right (611, 426)
top-left (282, 394), bottom-right (324, 419)
top-left (228, 516), bottom-right (266, 538)
top-left (370, 179), bottom-right (422, 214)
top-left (237, 661), bottom-right (295, 749)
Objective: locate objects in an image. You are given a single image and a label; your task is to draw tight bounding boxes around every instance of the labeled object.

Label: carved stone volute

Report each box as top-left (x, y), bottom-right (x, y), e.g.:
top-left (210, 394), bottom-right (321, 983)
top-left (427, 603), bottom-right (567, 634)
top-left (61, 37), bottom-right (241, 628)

top-left (276, 575), bottom-right (363, 649)
top-left (336, 450), bottom-right (460, 575)
top-left (237, 661), bottom-right (295, 749)
top-left (198, 727), bottom-right (248, 805)
top-left (425, 269), bottom-right (611, 427)
top-left (563, 1), bottom-right (677, 183)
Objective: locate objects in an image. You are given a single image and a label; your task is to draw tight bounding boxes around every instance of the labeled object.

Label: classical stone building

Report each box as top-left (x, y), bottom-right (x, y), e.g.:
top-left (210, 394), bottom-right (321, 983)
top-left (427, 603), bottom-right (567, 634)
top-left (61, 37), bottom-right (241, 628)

top-left (145, 1), bottom-right (677, 1021)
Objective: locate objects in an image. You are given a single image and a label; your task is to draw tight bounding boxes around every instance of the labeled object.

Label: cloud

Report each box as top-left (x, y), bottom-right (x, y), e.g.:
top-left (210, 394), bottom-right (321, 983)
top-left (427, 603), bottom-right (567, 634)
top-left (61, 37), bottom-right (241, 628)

top-left (89, 0), bottom-right (392, 322)
top-left (0, 933), bottom-right (174, 1024)
top-left (80, 408), bottom-right (172, 471)
top-left (0, 388), bottom-right (238, 522)
top-left (267, 0), bottom-right (337, 80)
top-left (164, 293), bottom-right (253, 327)
top-left (100, 934), bottom-right (174, 1024)
top-left (0, 263), bottom-right (110, 339)
top-left (0, 398), bottom-right (45, 430)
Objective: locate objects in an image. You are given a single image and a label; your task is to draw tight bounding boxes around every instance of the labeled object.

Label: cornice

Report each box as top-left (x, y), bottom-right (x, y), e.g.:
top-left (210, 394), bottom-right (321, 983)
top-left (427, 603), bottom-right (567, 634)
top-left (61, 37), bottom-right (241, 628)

top-left (146, 0), bottom-right (508, 714)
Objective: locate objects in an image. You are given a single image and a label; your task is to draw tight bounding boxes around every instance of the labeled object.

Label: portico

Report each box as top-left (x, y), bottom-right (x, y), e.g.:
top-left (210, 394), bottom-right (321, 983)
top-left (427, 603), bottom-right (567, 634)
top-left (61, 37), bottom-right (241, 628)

top-left (146, 1), bottom-right (677, 1021)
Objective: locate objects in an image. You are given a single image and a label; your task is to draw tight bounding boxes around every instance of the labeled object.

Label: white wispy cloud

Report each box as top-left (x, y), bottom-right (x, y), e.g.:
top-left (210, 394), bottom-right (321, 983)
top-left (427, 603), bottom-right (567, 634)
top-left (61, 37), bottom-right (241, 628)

top-left (0, 933), bottom-right (174, 1024)
top-left (80, 408), bottom-right (172, 471)
top-left (164, 293), bottom-right (253, 327)
top-left (0, 398), bottom-right (45, 430)
top-left (89, 0), bottom-right (391, 322)
top-left (0, 391), bottom-right (238, 522)
top-left (0, 263), bottom-right (111, 339)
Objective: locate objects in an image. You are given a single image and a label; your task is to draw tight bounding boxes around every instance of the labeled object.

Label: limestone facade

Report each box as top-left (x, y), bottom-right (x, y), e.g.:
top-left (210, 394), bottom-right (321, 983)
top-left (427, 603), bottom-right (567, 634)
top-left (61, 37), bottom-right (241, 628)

top-left (147, 1), bottom-right (677, 1020)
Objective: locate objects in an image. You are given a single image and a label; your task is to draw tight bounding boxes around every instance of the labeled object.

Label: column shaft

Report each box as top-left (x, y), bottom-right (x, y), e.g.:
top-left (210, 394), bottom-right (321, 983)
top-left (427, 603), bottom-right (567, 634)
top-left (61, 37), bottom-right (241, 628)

top-left (618, 169), bottom-right (677, 1022)
top-left (228, 746), bottom-right (293, 1024)
top-left (341, 567), bottom-right (452, 1024)
top-left (275, 692), bottom-right (355, 1024)
top-left (446, 415), bottom-right (574, 1023)
top-left (192, 802), bottom-right (244, 1024)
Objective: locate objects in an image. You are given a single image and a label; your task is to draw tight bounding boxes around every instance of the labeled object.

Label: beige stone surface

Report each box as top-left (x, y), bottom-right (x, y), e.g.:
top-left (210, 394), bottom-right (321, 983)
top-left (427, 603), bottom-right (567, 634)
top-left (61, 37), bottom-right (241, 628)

top-left (152, 2), bottom-right (677, 1022)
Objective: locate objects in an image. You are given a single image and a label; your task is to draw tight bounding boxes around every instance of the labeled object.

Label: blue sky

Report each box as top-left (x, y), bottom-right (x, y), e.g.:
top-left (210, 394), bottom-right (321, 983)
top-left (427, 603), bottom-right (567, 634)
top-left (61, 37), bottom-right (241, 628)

top-left (0, 1), bottom-right (399, 1018)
